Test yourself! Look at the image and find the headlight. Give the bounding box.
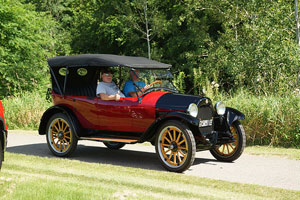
[187,103,198,118]
[215,101,226,115]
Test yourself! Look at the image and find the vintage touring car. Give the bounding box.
[39,54,246,172]
[0,100,8,170]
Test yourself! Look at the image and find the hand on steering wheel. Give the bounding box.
[148,80,162,87]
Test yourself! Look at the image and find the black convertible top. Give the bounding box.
[48,54,171,69]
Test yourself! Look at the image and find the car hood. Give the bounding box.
[155,93,212,111]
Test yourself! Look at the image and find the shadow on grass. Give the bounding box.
[7,143,217,171]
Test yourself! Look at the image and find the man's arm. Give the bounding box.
[128,85,150,97]
[99,92,121,101]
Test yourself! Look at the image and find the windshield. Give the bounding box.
[133,69,177,91]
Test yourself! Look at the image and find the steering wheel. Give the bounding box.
[148,80,162,87]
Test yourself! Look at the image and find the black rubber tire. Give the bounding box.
[210,121,246,162]
[103,142,125,150]
[0,137,3,170]
[155,120,196,172]
[46,113,78,157]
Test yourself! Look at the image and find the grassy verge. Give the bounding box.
[1,153,299,200]
[245,146,300,160]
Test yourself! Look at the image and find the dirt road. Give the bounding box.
[6,131,300,191]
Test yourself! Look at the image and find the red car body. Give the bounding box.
[52,91,166,133]
[0,100,8,169]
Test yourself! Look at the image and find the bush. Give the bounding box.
[222,90,300,148]
[2,91,51,129]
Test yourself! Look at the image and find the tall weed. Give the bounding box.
[2,91,51,129]
[223,90,300,148]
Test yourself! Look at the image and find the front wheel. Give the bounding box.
[103,142,125,150]
[210,121,246,162]
[155,120,196,172]
[46,113,78,157]
[0,137,3,170]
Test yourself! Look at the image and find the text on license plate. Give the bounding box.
[199,119,213,127]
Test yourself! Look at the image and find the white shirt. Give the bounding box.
[96,82,125,97]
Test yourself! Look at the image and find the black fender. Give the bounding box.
[139,111,199,143]
[38,105,81,138]
[160,112,199,126]
[225,107,245,126]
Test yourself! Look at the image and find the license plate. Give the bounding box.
[199,119,212,127]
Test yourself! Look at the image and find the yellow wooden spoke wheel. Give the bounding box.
[46,113,78,157]
[215,126,239,156]
[0,136,3,169]
[156,120,196,172]
[210,121,246,162]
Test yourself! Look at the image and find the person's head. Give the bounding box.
[101,68,113,83]
[130,69,140,82]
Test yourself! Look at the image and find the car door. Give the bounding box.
[96,98,135,132]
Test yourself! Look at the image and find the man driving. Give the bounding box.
[123,69,150,97]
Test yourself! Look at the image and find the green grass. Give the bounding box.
[245,146,300,160]
[0,153,299,200]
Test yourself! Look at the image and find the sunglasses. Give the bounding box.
[103,73,112,76]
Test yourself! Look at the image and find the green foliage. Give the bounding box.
[67,0,299,96]
[24,0,74,27]
[0,0,70,97]
[173,71,186,93]
[222,90,300,148]
[2,91,51,129]
[197,1,298,95]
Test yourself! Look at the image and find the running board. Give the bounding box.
[80,136,138,144]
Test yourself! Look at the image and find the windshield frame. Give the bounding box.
[129,68,178,100]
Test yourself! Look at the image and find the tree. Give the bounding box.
[120,0,162,59]
[0,0,70,97]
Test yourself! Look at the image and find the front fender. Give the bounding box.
[139,111,199,143]
[160,112,199,126]
[225,107,245,126]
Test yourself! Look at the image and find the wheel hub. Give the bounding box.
[169,141,178,152]
[58,132,64,140]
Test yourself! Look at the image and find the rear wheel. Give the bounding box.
[46,113,78,157]
[103,142,125,150]
[155,120,196,172]
[210,121,246,162]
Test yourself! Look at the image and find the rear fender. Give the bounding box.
[38,106,81,138]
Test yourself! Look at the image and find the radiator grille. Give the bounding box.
[197,105,213,120]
